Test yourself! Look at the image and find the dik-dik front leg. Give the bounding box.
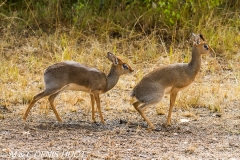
[93,92,105,124]
[167,91,178,126]
[90,94,96,122]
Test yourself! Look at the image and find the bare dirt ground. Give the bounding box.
[1,81,240,159]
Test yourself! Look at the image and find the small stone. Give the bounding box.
[119,119,127,124]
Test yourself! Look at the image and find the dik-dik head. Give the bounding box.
[107,52,134,75]
[192,34,215,55]
[193,34,215,55]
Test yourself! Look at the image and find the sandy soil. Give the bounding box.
[1,92,239,160]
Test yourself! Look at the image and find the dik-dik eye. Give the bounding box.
[203,44,209,50]
[122,64,129,70]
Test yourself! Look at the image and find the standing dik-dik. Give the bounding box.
[131,34,215,129]
[23,52,133,124]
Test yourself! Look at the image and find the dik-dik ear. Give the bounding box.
[197,34,206,44]
[107,52,122,65]
[199,34,205,41]
[199,34,216,55]
[190,33,205,44]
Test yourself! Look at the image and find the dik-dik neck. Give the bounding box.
[188,47,202,77]
[104,65,120,93]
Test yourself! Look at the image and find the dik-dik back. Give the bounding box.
[44,61,107,92]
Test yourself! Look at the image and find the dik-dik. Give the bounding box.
[23,52,133,124]
[131,34,215,129]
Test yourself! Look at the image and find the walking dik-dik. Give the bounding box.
[131,34,215,129]
[23,52,133,124]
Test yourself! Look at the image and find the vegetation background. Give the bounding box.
[0,0,239,116]
[1,0,240,51]
[0,0,239,110]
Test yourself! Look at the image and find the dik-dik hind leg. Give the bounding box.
[167,91,178,126]
[90,94,96,122]
[23,86,68,121]
[93,92,105,124]
[23,91,49,120]
[48,92,62,122]
[133,101,155,130]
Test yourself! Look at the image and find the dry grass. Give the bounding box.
[0,29,239,122]
[0,30,240,159]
